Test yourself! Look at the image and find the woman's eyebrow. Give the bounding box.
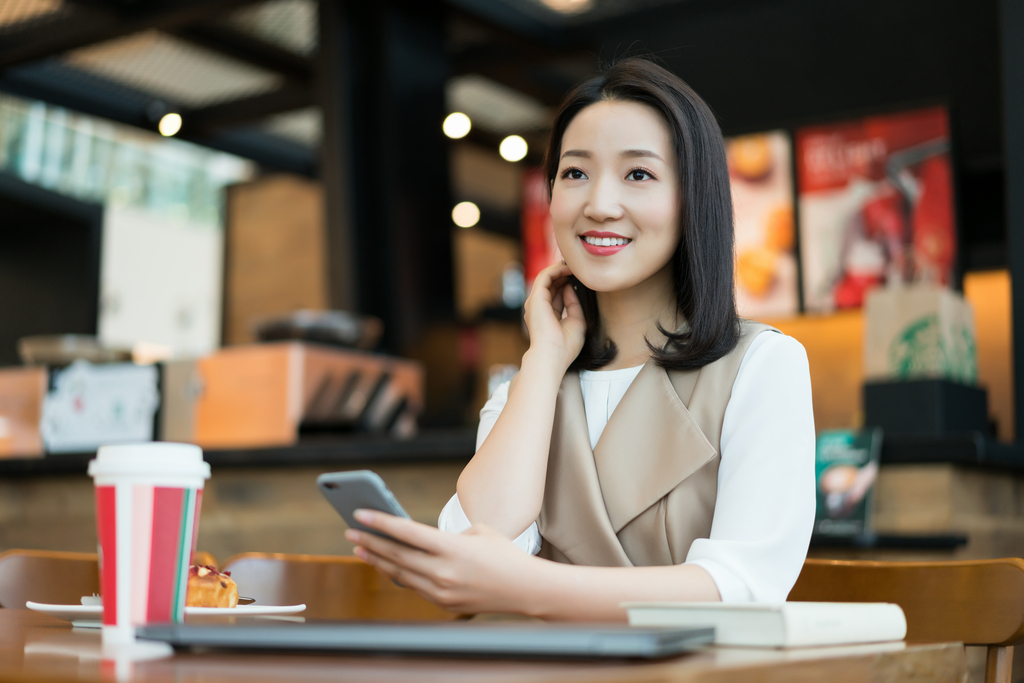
[621,149,664,161]
[560,150,591,159]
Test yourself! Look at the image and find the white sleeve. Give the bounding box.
[685,331,816,603]
[437,379,542,555]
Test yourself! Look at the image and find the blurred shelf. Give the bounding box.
[810,533,969,550]
[881,433,1024,470]
[0,429,476,478]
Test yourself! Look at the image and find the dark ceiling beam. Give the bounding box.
[171,24,316,82]
[452,61,566,107]
[183,83,316,134]
[0,60,315,175]
[0,0,261,70]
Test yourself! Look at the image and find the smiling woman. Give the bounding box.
[348,57,815,622]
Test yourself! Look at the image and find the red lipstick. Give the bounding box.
[579,231,631,256]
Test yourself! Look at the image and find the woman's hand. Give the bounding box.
[345,510,542,616]
[523,263,586,371]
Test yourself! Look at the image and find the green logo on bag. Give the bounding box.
[888,314,977,383]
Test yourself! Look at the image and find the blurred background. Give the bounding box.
[1,0,1023,621]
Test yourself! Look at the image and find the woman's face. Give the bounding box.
[550,100,681,294]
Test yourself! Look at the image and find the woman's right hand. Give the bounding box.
[522,263,587,371]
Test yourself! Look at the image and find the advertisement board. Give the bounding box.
[796,107,956,312]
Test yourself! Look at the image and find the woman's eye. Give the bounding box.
[562,168,587,180]
[627,168,655,181]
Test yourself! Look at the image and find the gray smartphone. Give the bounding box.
[317,470,411,543]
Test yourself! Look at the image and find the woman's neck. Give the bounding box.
[595,263,680,370]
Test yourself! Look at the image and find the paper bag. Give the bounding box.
[863,285,977,384]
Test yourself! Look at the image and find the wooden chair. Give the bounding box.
[790,558,1024,683]
[221,552,461,621]
[0,549,99,609]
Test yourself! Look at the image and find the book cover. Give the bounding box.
[814,428,883,537]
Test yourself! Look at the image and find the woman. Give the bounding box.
[346,57,815,620]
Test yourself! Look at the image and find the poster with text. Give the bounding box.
[728,131,799,319]
[796,107,956,312]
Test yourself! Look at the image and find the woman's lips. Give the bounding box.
[580,234,631,256]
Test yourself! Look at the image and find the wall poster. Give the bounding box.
[796,106,956,312]
[727,131,799,319]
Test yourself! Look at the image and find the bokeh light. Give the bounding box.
[443,112,472,139]
[452,201,480,228]
[158,113,182,137]
[499,135,527,162]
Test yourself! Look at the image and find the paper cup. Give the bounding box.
[88,442,210,645]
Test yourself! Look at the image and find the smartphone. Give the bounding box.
[317,470,411,542]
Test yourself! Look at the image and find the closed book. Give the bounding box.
[624,602,906,647]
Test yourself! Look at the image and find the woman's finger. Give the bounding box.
[532,263,573,298]
[352,510,446,554]
[354,547,440,597]
[562,282,584,323]
[346,528,436,574]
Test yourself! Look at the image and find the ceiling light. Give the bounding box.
[538,0,593,13]
[443,112,471,139]
[158,112,182,137]
[452,201,480,228]
[499,135,527,162]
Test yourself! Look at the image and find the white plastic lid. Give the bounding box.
[88,442,210,481]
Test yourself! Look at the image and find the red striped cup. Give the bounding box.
[88,443,211,645]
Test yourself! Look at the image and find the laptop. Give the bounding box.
[137,619,714,659]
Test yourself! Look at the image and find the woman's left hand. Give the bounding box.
[345,510,543,616]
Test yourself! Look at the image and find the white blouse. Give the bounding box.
[438,331,816,603]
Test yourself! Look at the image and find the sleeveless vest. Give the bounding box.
[536,320,776,567]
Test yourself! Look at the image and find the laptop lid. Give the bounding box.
[137,620,714,659]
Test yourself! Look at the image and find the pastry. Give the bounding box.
[185,565,238,608]
[728,135,773,181]
[765,205,795,253]
[736,247,777,297]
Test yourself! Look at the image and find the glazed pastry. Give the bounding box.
[736,247,777,297]
[765,205,795,253]
[185,565,238,608]
[728,135,773,181]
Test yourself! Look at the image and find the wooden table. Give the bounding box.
[0,610,969,683]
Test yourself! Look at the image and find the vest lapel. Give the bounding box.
[537,372,632,567]
[593,362,717,533]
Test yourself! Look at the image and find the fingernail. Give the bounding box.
[345,529,360,542]
[353,546,367,560]
[354,509,373,523]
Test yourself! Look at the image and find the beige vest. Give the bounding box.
[537,320,775,567]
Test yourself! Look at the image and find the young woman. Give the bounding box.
[345,58,815,621]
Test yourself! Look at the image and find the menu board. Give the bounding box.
[727,131,799,319]
[814,428,882,537]
[796,107,956,312]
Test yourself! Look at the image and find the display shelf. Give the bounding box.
[0,429,477,478]
[810,533,969,551]
[881,433,1024,470]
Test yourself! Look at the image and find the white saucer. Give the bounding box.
[26,601,306,629]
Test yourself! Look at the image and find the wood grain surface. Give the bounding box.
[0,609,969,683]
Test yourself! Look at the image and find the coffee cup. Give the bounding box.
[88,442,210,645]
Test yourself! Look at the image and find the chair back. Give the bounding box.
[221,552,459,621]
[0,550,100,609]
[790,558,1024,646]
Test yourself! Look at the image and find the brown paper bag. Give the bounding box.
[863,285,977,384]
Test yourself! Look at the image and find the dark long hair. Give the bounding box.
[545,57,740,371]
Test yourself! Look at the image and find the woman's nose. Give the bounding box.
[582,174,625,222]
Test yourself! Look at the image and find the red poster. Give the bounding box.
[521,168,562,289]
[796,107,956,311]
